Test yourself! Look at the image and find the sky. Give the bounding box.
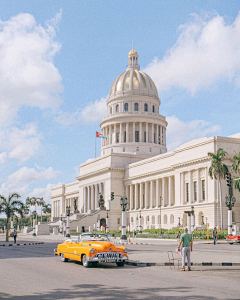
[0,0,240,207]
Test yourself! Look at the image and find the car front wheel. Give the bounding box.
[116,261,125,267]
[82,255,92,268]
[61,253,68,262]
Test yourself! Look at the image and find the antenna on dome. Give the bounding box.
[132,39,134,50]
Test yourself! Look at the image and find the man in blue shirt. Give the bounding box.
[178,227,193,271]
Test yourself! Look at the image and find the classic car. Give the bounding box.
[54,233,128,267]
[226,233,240,244]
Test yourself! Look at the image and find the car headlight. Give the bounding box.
[124,248,128,253]
[90,248,95,253]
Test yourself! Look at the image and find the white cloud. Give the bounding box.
[0,152,8,164]
[0,12,63,124]
[167,115,221,151]
[0,123,42,162]
[55,96,108,125]
[144,12,240,94]
[27,183,56,205]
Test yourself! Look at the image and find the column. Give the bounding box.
[146,123,149,142]
[160,126,162,145]
[140,182,143,209]
[91,185,95,210]
[145,181,149,208]
[156,179,159,207]
[205,167,208,201]
[95,184,99,208]
[114,123,117,143]
[162,177,166,207]
[150,180,153,208]
[189,171,192,203]
[135,183,138,210]
[120,123,123,143]
[169,176,173,206]
[197,169,200,202]
[152,123,154,143]
[88,186,91,212]
[140,122,142,142]
[130,185,133,210]
[133,122,135,142]
[181,173,185,204]
[126,122,129,143]
[109,125,112,144]
[157,125,159,144]
[84,188,87,213]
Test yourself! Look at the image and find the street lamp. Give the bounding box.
[59,215,63,234]
[32,211,37,236]
[159,196,163,236]
[136,214,139,232]
[120,197,128,242]
[66,206,71,238]
[139,210,142,233]
[225,195,236,235]
[106,211,109,234]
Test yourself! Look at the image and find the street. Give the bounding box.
[0,237,240,299]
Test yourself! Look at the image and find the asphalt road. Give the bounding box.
[0,241,240,299]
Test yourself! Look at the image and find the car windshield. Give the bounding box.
[80,234,110,242]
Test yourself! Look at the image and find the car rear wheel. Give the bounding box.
[116,261,125,267]
[61,253,68,262]
[82,255,92,268]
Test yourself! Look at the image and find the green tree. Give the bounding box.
[0,193,24,242]
[231,151,240,191]
[36,197,45,222]
[208,148,228,230]
[42,203,51,222]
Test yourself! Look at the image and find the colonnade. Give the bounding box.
[181,168,208,204]
[52,200,60,218]
[83,183,104,213]
[126,176,175,211]
[101,122,166,146]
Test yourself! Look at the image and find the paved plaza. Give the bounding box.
[0,233,240,299]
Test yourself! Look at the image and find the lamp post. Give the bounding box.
[120,197,128,242]
[159,196,163,236]
[136,214,139,232]
[225,196,236,235]
[32,211,37,236]
[106,211,109,234]
[66,206,71,237]
[59,215,63,234]
[139,210,142,233]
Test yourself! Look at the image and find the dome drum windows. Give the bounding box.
[152,105,155,113]
[116,104,119,112]
[134,103,139,111]
[124,103,128,112]
[144,103,148,112]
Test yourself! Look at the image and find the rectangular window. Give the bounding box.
[124,131,126,142]
[116,132,119,143]
[186,183,189,203]
[154,133,156,143]
[194,181,197,202]
[135,131,139,142]
[144,131,146,142]
[202,180,205,201]
[117,218,120,225]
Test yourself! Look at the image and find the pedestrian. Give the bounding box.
[178,227,193,271]
[176,231,181,241]
[133,230,136,238]
[13,229,17,243]
[212,227,218,245]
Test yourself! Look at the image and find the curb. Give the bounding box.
[0,242,44,247]
[126,261,240,267]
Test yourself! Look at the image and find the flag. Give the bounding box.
[96,131,107,139]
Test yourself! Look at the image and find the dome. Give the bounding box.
[109,49,158,99]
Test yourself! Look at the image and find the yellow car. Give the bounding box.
[54,233,128,268]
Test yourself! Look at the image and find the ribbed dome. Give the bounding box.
[109,49,158,99]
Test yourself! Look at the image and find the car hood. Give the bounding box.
[81,241,120,251]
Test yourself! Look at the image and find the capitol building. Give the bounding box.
[51,48,240,231]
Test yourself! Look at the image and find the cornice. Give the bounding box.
[76,167,125,181]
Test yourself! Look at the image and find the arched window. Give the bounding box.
[170,214,174,224]
[152,105,155,113]
[124,103,128,111]
[134,103,139,111]
[144,103,148,112]
[116,105,119,112]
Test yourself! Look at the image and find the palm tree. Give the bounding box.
[208,148,228,230]
[36,198,45,222]
[42,203,51,222]
[232,151,240,191]
[0,193,24,242]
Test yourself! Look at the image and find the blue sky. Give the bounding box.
[0,1,240,205]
